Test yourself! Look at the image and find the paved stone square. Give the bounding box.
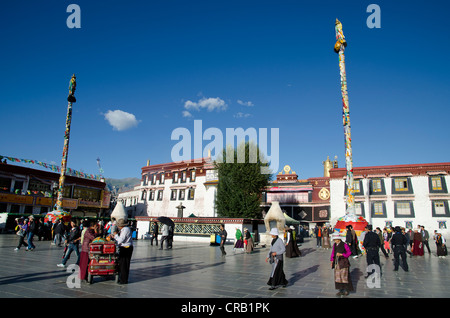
[0,234,449,299]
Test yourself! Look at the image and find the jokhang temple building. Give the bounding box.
[261,163,334,226]
[329,162,450,237]
[119,156,450,241]
[118,156,218,219]
[120,159,334,225]
[119,156,336,242]
[119,155,231,242]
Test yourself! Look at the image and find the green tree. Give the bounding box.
[215,141,272,218]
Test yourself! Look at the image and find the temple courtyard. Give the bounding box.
[0,234,449,300]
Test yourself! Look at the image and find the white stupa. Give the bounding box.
[264,201,286,234]
[260,201,286,246]
[111,201,127,222]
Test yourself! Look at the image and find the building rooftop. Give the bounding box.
[329,162,450,178]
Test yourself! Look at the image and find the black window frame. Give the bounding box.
[190,169,196,182]
[188,188,195,200]
[371,201,387,218]
[170,189,177,200]
[369,178,386,195]
[179,189,185,200]
[181,170,187,184]
[392,177,414,194]
[149,190,155,201]
[431,200,450,217]
[344,179,364,196]
[429,176,448,194]
[394,200,415,218]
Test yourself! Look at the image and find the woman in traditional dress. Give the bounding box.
[244,228,254,253]
[383,228,391,255]
[265,228,288,290]
[345,225,359,257]
[285,226,301,258]
[435,230,447,258]
[330,233,353,297]
[79,221,98,281]
[322,225,331,249]
[234,228,244,251]
[412,229,424,256]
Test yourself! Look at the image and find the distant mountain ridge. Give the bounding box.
[105,177,140,194]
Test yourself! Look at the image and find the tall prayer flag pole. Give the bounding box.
[334,19,355,217]
[55,74,77,211]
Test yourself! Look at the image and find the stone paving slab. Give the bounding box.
[1,233,449,302]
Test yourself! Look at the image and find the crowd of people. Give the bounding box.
[12,216,448,295]
[14,216,134,285]
[245,222,447,295]
[14,215,46,251]
[329,223,447,297]
[309,223,447,259]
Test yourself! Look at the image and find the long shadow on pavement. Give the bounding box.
[0,270,69,285]
[288,264,320,285]
[299,248,316,257]
[130,261,225,283]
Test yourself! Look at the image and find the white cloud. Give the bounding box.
[234,112,252,118]
[182,110,193,118]
[104,109,140,131]
[237,99,254,107]
[184,97,228,112]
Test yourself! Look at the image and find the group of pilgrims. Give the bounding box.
[233,223,447,296]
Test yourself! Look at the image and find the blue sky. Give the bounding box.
[1,0,449,180]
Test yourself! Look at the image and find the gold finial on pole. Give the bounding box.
[334,19,347,53]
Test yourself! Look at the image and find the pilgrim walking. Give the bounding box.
[435,230,447,258]
[159,223,170,250]
[330,233,353,297]
[322,225,331,249]
[234,227,244,250]
[244,228,254,253]
[376,227,389,258]
[412,229,424,256]
[285,226,301,258]
[346,225,359,257]
[150,221,159,246]
[219,224,227,256]
[265,228,288,290]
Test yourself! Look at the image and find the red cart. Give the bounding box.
[87,241,119,284]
